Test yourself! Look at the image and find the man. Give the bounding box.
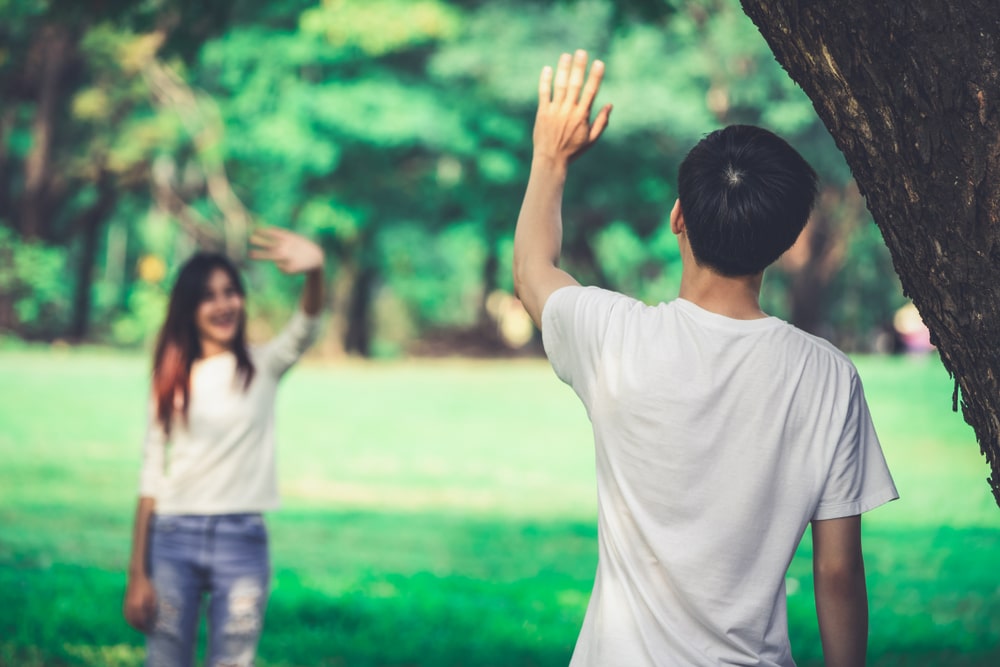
[513,50,898,667]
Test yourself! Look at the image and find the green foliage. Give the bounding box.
[830,221,907,345]
[0,0,908,353]
[592,220,682,303]
[300,0,461,56]
[378,222,486,329]
[0,228,73,336]
[109,281,169,347]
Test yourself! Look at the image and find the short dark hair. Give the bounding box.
[677,125,818,276]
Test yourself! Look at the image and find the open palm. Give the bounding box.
[249,227,324,275]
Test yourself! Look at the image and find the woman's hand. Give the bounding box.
[250,227,325,275]
[123,574,157,632]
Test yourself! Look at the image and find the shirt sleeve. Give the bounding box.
[138,400,167,499]
[813,372,899,520]
[541,286,631,407]
[258,309,322,378]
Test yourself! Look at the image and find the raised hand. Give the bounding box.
[249,227,324,275]
[533,50,612,165]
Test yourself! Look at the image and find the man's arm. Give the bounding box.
[811,515,868,667]
[513,50,612,328]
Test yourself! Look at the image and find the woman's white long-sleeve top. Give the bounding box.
[138,310,320,515]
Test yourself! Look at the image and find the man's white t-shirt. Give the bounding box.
[542,286,898,667]
[139,310,320,515]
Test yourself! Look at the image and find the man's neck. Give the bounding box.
[677,263,767,320]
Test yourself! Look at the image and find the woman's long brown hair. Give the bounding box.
[152,253,254,434]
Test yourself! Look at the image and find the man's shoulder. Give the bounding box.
[777,321,859,376]
[543,285,645,324]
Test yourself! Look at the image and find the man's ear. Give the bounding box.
[670,199,686,235]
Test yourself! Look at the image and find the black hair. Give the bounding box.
[677,124,818,276]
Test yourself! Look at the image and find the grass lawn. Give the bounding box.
[0,349,998,666]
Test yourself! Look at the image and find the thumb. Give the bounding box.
[589,104,612,143]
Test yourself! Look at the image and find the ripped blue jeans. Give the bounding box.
[147,513,270,667]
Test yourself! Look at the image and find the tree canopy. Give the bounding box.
[0,0,905,357]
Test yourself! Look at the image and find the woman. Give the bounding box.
[123,227,324,667]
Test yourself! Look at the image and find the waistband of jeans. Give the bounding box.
[152,512,264,529]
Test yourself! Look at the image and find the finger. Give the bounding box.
[565,49,588,106]
[249,231,276,249]
[589,104,613,143]
[125,606,145,632]
[551,53,572,104]
[263,226,293,239]
[251,226,277,239]
[579,59,606,113]
[251,226,294,246]
[538,65,553,108]
[137,597,156,632]
[145,598,157,624]
[249,248,281,262]
[251,233,293,254]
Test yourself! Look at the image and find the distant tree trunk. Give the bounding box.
[326,241,376,357]
[741,0,1000,507]
[475,233,506,351]
[0,237,14,332]
[70,170,117,341]
[0,108,15,216]
[344,261,375,357]
[323,258,353,359]
[0,109,14,331]
[780,184,863,339]
[20,24,73,240]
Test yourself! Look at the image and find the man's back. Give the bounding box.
[513,51,897,665]
[543,286,898,666]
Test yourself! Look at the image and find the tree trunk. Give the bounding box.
[344,260,376,357]
[779,184,863,340]
[0,236,14,333]
[20,24,73,240]
[473,232,510,352]
[0,108,16,216]
[323,255,355,359]
[740,0,1000,507]
[324,242,376,358]
[69,171,117,341]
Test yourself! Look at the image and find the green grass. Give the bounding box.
[0,349,998,666]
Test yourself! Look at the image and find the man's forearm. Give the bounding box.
[512,156,577,326]
[814,561,869,666]
[513,156,569,287]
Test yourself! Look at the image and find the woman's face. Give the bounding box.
[194,268,245,353]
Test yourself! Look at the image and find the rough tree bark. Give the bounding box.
[740,0,1000,507]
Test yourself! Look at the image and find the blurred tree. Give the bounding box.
[0,0,238,339]
[739,0,1000,505]
[194,0,473,355]
[0,0,907,356]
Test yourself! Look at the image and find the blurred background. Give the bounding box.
[0,0,910,357]
[1,1,997,666]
